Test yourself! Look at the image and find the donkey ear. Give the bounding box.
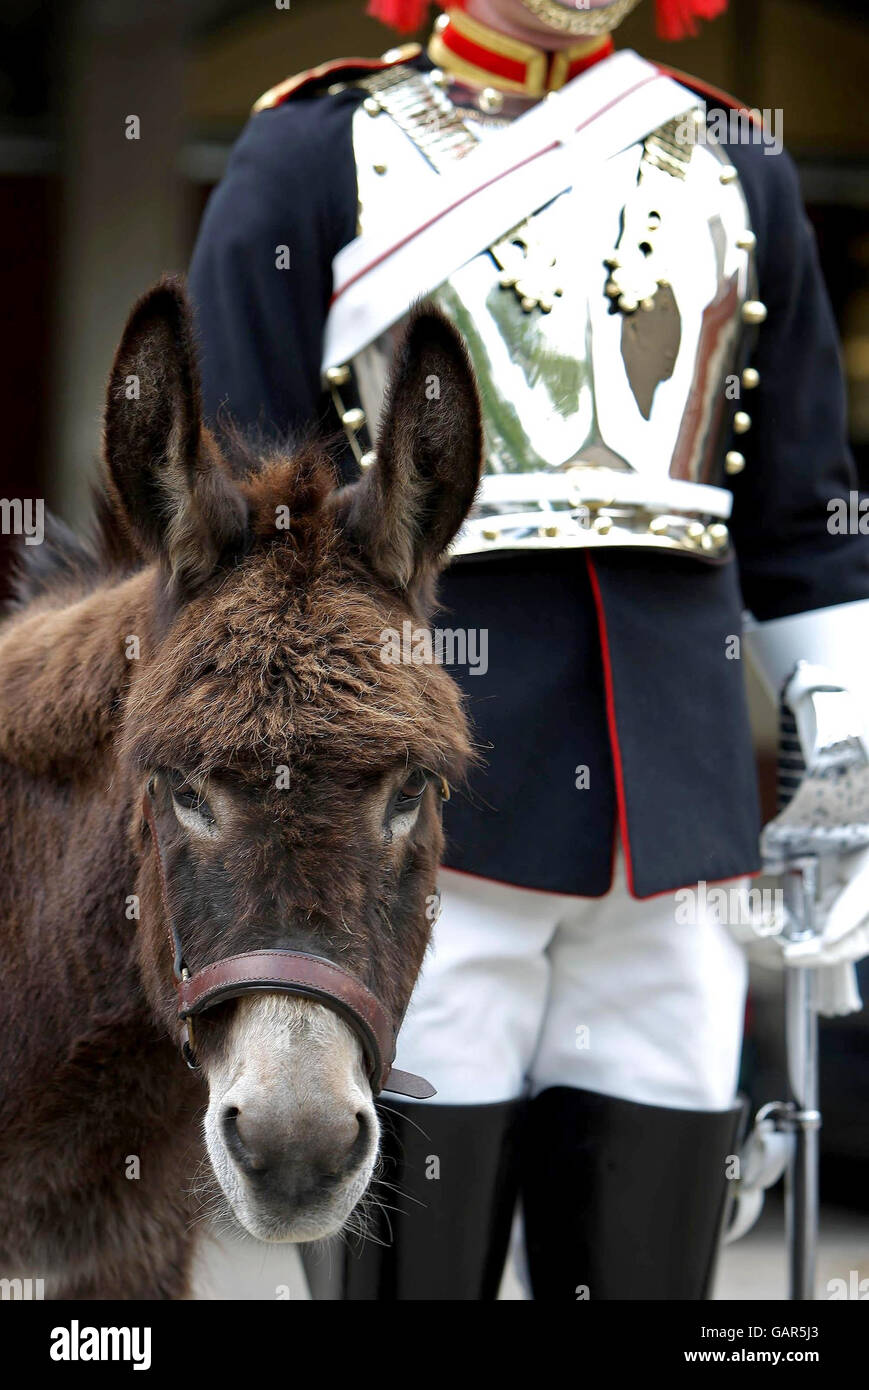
[342,304,482,590]
[103,276,248,591]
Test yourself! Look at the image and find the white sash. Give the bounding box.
[322,50,700,371]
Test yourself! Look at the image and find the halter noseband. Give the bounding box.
[141,781,436,1099]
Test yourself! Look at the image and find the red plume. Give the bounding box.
[366,0,432,33]
[656,0,728,41]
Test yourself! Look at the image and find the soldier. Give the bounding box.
[189,0,869,1299]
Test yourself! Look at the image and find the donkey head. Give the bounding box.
[105,279,481,1241]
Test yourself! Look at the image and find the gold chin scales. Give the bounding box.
[517,0,643,36]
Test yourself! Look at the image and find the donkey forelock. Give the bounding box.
[123,449,471,779]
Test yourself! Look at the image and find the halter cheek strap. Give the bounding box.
[140,785,436,1100]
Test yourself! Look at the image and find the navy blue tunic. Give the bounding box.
[189,56,869,897]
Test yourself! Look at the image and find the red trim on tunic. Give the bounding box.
[254,55,408,111]
[441,858,757,904]
[654,62,759,122]
[585,551,637,896]
[586,551,760,902]
[440,863,612,901]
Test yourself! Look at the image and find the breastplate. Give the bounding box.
[324,63,761,561]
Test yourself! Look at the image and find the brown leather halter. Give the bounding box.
[141,779,436,1099]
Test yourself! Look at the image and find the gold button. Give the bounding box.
[736,230,757,251]
[359,451,376,470]
[373,162,387,175]
[649,516,669,535]
[593,515,613,535]
[733,411,751,434]
[719,165,738,184]
[482,527,500,542]
[708,523,729,547]
[686,521,705,541]
[742,366,760,390]
[325,364,350,386]
[363,97,382,117]
[725,450,746,475]
[743,300,768,325]
[342,407,366,431]
[479,87,504,114]
[541,525,559,538]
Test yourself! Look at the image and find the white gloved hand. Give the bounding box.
[744,654,869,1015]
[788,845,869,967]
[742,614,869,1016]
[783,847,869,1015]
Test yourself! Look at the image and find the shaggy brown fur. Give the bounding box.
[0,278,481,1298]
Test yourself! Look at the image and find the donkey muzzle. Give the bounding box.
[142,783,435,1100]
[176,949,436,1100]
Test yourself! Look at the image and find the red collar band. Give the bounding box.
[428,9,615,97]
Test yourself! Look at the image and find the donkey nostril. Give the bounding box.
[222,1104,266,1174]
[221,1104,240,1147]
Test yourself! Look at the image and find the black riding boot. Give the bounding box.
[520,1086,746,1301]
[302,1097,525,1300]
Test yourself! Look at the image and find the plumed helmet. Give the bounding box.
[365,0,728,41]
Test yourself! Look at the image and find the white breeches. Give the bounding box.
[393,852,748,1111]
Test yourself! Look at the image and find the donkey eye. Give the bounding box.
[168,771,215,828]
[395,767,429,810]
[387,768,429,842]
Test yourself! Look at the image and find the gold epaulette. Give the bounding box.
[252,43,422,114]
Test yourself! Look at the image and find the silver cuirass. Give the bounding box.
[323,61,762,561]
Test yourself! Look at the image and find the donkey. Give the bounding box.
[0,278,482,1299]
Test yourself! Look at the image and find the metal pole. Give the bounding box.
[784,965,819,1300]
[782,862,821,1300]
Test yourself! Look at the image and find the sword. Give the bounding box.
[758,662,869,1299]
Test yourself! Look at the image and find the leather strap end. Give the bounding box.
[383,1067,437,1100]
